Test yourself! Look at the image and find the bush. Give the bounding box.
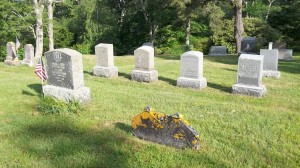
[71,43,92,54]
[37,96,83,115]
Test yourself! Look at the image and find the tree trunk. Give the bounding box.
[33,0,44,58]
[185,16,190,46]
[234,0,244,54]
[265,0,275,21]
[48,0,54,51]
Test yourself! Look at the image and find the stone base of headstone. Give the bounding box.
[131,70,158,83]
[43,85,91,104]
[177,77,207,89]
[232,84,267,97]
[93,66,118,78]
[21,60,34,67]
[5,58,20,66]
[263,70,281,78]
[208,53,226,56]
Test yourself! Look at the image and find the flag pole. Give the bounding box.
[40,57,45,98]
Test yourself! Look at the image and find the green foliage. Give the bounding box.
[37,96,83,115]
[243,17,282,46]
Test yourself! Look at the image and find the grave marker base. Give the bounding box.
[131,70,158,83]
[5,58,20,66]
[232,84,266,97]
[263,70,281,78]
[93,66,118,78]
[43,85,91,104]
[177,77,207,89]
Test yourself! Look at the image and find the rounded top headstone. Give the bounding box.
[181,51,203,57]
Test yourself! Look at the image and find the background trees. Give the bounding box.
[0,0,299,60]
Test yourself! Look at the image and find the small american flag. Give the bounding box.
[35,58,48,82]
[16,37,21,50]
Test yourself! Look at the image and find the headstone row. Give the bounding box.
[4,42,35,67]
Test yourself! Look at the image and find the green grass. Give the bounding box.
[0,53,299,167]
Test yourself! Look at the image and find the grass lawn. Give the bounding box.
[0,52,299,167]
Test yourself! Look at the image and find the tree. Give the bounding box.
[232,0,244,54]
[47,0,54,51]
[33,0,44,58]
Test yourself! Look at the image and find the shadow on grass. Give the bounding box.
[158,76,177,86]
[12,118,132,168]
[207,82,232,93]
[204,55,238,65]
[278,59,300,74]
[222,68,237,72]
[118,72,131,80]
[23,84,43,96]
[115,122,132,133]
[83,70,93,76]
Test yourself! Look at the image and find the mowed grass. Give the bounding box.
[0,52,299,167]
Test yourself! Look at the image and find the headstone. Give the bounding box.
[21,44,35,67]
[177,51,207,89]
[93,43,118,78]
[273,42,286,49]
[232,54,267,97]
[4,42,19,66]
[131,46,158,83]
[241,37,257,54]
[260,49,280,78]
[278,49,293,60]
[208,46,227,56]
[43,48,90,103]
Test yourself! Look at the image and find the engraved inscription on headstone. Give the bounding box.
[232,54,266,97]
[46,51,74,89]
[177,51,207,89]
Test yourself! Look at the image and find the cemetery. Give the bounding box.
[0,0,299,167]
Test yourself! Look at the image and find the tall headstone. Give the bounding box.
[260,48,280,78]
[4,42,19,66]
[177,51,207,89]
[93,43,118,78]
[278,49,293,60]
[131,46,158,83]
[241,37,257,54]
[21,44,35,67]
[268,42,273,50]
[232,54,266,97]
[43,48,90,103]
[208,46,227,56]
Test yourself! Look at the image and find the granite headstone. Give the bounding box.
[177,51,207,89]
[93,43,118,78]
[208,46,227,56]
[232,54,266,97]
[43,48,90,103]
[278,49,293,60]
[21,44,35,67]
[4,42,19,66]
[241,37,257,54]
[260,49,280,78]
[131,46,158,82]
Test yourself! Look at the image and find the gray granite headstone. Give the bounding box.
[4,42,19,66]
[273,42,286,49]
[43,48,90,103]
[260,49,280,78]
[232,54,266,97]
[131,46,158,83]
[177,51,207,89]
[93,43,118,78]
[278,49,293,60]
[241,37,257,54]
[21,44,35,67]
[208,46,227,56]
